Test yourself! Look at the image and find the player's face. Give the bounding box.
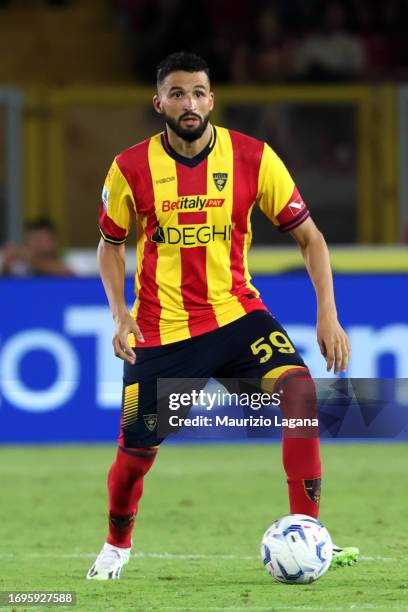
[153,71,214,142]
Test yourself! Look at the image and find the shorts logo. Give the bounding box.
[144,414,158,431]
[213,173,228,192]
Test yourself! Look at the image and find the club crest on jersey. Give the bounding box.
[213,172,228,192]
[144,414,157,431]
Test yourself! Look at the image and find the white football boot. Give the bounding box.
[86,543,131,580]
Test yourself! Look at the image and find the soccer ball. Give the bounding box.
[261,514,333,584]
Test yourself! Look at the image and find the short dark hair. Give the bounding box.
[156,51,210,86]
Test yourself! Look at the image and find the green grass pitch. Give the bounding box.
[0,443,407,612]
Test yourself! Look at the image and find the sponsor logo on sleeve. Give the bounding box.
[102,186,109,211]
[288,200,305,216]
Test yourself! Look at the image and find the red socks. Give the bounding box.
[107,446,158,548]
[278,371,321,518]
[283,438,321,517]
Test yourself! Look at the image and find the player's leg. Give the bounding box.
[276,367,358,566]
[215,310,322,517]
[260,332,359,565]
[87,338,215,580]
[86,445,158,580]
[106,445,158,547]
[87,344,170,580]
[264,365,321,518]
[87,361,160,580]
[215,310,358,566]
[103,363,163,561]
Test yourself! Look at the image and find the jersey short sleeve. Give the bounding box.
[98,159,136,244]
[257,143,310,232]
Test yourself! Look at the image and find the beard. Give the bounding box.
[164,111,210,143]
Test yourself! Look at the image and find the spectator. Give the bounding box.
[349,0,404,79]
[0,218,74,276]
[115,0,405,83]
[295,1,366,81]
[231,6,297,83]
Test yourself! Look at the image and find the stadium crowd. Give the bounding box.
[0,219,73,276]
[113,0,408,83]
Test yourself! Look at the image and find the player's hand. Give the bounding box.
[317,314,351,374]
[112,311,144,364]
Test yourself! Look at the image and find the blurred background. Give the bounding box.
[0,0,408,442]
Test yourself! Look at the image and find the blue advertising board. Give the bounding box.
[0,274,407,442]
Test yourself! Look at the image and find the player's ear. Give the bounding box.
[153,94,163,115]
[209,92,215,112]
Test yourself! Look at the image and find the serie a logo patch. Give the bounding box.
[213,173,228,192]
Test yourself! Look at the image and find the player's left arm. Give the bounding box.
[289,217,351,374]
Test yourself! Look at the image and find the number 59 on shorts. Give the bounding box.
[250,332,295,364]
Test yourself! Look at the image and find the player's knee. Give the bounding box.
[261,365,308,393]
[117,445,159,476]
[273,368,317,421]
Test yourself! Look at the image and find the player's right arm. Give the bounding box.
[98,158,144,364]
[97,239,144,364]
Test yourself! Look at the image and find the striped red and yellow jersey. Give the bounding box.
[98,126,310,347]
